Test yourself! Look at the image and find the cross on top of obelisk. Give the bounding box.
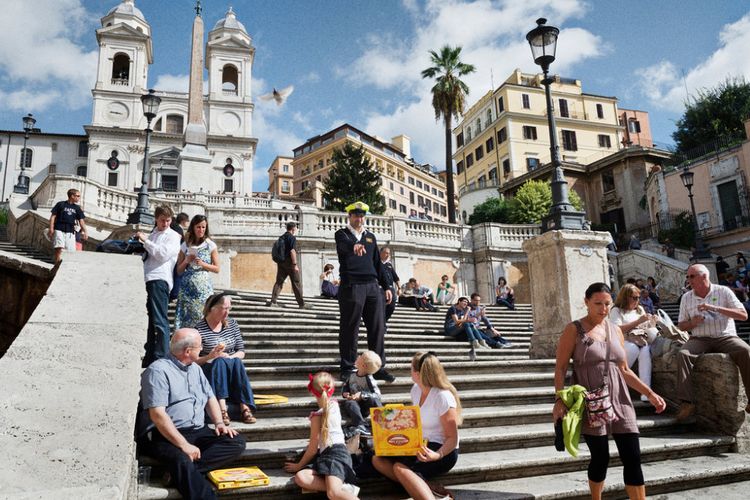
[195,0,202,17]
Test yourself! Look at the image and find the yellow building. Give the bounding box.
[266,155,294,199]
[291,124,451,222]
[453,69,623,217]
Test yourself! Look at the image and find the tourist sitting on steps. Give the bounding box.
[320,263,340,299]
[494,277,515,310]
[194,293,258,425]
[468,293,512,348]
[554,282,666,500]
[340,350,383,437]
[372,352,461,500]
[675,264,750,420]
[137,328,246,500]
[435,275,456,305]
[444,297,491,350]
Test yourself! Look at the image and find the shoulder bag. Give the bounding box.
[574,320,616,428]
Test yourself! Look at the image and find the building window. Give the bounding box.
[281,180,290,193]
[389,181,394,191]
[602,171,616,193]
[399,204,407,214]
[475,118,481,133]
[19,148,32,169]
[527,157,540,171]
[78,141,88,158]
[598,134,612,148]
[522,126,537,140]
[400,186,404,195]
[107,172,118,187]
[502,159,510,175]
[409,192,415,204]
[418,195,424,207]
[466,126,472,142]
[497,127,507,143]
[486,109,492,127]
[111,53,130,84]
[497,96,504,112]
[486,136,494,153]
[522,93,530,109]
[224,178,234,192]
[466,153,474,168]
[456,160,464,174]
[416,180,423,189]
[432,187,437,195]
[488,166,498,182]
[76,165,87,177]
[596,103,604,119]
[222,64,239,94]
[559,99,569,118]
[478,175,486,188]
[166,114,184,134]
[628,119,641,133]
[456,132,464,148]
[438,190,444,198]
[441,205,447,216]
[561,130,578,151]
[408,176,415,185]
[423,183,430,193]
[475,145,484,160]
[282,164,289,173]
[389,198,397,209]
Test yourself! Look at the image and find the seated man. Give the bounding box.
[411,278,437,312]
[137,328,246,500]
[676,264,750,420]
[468,293,512,348]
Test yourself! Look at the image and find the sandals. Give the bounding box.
[221,409,231,426]
[242,407,257,424]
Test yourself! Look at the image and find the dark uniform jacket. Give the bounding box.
[334,227,392,290]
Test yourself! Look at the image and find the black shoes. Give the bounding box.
[373,369,396,383]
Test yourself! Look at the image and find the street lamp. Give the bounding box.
[127,89,161,225]
[13,113,36,194]
[526,18,587,232]
[679,166,711,260]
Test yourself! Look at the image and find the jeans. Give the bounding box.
[202,357,256,410]
[445,322,483,343]
[144,279,170,367]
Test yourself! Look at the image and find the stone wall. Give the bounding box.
[0,252,147,499]
[613,249,689,301]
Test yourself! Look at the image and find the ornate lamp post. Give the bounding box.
[13,113,37,194]
[127,89,161,225]
[679,166,711,260]
[526,18,586,232]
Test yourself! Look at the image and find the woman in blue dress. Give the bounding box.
[175,215,220,329]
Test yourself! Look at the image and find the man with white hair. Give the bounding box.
[137,328,246,499]
[675,264,750,420]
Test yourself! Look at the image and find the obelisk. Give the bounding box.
[178,0,212,193]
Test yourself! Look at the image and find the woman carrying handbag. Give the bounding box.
[553,283,666,500]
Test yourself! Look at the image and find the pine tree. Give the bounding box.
[322,142,386,214]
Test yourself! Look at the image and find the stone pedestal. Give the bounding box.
[522,230,611,359]
[177,145,212,194]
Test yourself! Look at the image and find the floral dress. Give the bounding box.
[175,239,217,329]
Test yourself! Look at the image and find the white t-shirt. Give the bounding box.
[410,385,459,446]
[143,227,181,289]
[678,284,743,337]
[609,306,644,327]
[311,400,345,451]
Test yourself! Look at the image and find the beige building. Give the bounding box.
[267,155,294,199]
[453,69,624,217]
[291,124,451,222]
[646,119,750,256]
[619,109,653,148]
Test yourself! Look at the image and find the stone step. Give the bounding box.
[243,338,530,350]
[241,350,529,366]
[246,358,556,380]
[242,332,531,343]
[0,241,53,263]
[138,434,735,500]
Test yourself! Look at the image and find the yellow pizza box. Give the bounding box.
[208,466,270,489]
[254,394,289,405]
[370,404,424,456]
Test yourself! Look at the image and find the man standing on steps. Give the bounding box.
[268,222,311,309]
[137,328,246,500]
[48,188,87,263]
[380,246,400,323]
[675,263,750,420]
[336,201,395,383]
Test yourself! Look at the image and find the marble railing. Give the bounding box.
[612,249,689,301]
[472,223,541,251]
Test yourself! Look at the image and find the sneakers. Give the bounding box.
[373,369,396,383]
[341,483,360,497]
[471,339,480,349]
[468,348,477,361]
[478,339,491,349]
[300,303,314,310]
[355,424,372,437]
[266,301,281,308]
[676,402,696,421]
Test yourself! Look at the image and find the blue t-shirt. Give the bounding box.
[51,201,85,233]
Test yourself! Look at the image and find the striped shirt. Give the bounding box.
[195,318,244,356]
[678,284,743,338]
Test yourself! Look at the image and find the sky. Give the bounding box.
[1,0,749,193]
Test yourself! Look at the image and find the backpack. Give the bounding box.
[271,235,286,263]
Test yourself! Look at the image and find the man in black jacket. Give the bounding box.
[336,201,394,383]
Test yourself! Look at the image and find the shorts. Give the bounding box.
[312,444,356,483]
[390,441,458,479]
[53,230,76,251]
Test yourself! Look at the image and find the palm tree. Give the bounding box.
[422,45,475,224]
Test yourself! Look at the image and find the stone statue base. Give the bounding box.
[522,230,611,359]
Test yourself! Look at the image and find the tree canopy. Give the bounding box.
[508,180,584,224]
[322,142,385,214]
[467,197,513,225]
[672,78,750,155]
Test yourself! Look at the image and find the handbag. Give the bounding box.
[575,320,616,428]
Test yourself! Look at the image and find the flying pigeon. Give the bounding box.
[259,85,294,106]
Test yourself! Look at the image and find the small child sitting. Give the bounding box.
[340,351,384,436]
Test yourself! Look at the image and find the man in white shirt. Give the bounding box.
[136,205,182,367]
[676,264,750,419]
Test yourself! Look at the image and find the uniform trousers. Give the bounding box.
[338,281,386,373]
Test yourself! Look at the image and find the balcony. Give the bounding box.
[110,78,129,86]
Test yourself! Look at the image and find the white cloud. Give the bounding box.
[346,0,602,168]
[634,12,750,112]
[0,0,97,111]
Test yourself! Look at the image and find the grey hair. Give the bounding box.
[691,264,710,278]
[170,328,200,354]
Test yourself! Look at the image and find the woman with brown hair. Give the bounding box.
[372,352,462,500]
[175,214,220,329]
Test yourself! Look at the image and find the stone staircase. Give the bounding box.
[0,228,54,264]
[138,291,750,499]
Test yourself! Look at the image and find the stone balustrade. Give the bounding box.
[612,249,689,301]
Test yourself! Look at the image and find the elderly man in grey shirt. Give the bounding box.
[138,328,246,500]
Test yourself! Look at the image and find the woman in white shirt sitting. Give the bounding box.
[610,283,655,401]
[372,351,461,500]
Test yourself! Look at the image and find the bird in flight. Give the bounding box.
[259,85,294,106]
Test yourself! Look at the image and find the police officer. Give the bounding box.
[336,201,395,383]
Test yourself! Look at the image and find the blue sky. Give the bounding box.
[1,0,749,192]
